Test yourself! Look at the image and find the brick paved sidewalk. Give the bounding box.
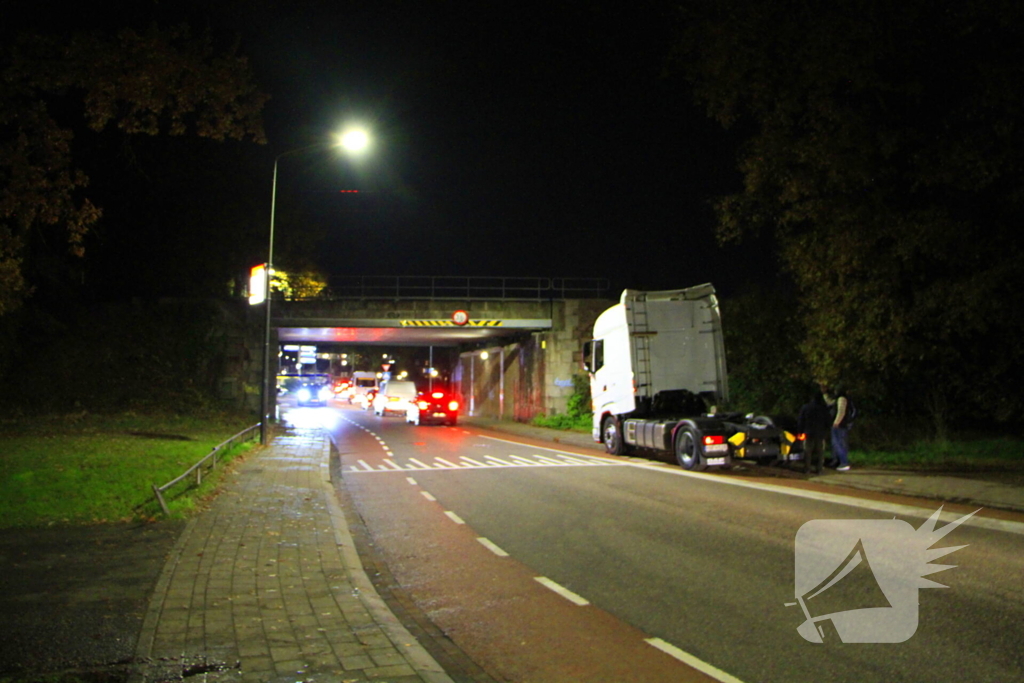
[132,425,453,683]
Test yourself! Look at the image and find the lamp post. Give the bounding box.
[259,128,371,444]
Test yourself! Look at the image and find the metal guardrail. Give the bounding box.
[316,276,610,300]
[151,424,260,516]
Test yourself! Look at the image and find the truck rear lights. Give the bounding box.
[703,435,725,446]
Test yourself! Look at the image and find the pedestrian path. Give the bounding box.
[133,426,453,683]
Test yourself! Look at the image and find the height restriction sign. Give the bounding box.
[452,309,469,326]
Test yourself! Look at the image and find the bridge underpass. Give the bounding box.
[268,292,613,420]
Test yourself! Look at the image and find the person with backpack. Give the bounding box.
[824,386,855,471]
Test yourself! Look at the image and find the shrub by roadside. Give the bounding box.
[531,374,591,432]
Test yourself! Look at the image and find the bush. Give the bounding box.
[532,375,591,431]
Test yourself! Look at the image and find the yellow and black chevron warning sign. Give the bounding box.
[400,319,504,327]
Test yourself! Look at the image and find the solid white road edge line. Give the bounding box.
[476,537,509,556]
[534,577,589,606]
[626,461,1023,536]
[475,434,1024,536]
[645,638,747,683]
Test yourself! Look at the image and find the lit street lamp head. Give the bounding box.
[337,127,370,155]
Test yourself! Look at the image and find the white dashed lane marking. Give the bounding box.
[534,577,590,606]
[345,452,624,473]
[476,537,509,557]
[444,511,466,525]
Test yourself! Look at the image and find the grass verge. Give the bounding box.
[850,437,1023,470]
[0,411,257,528]
[530,414,590,431]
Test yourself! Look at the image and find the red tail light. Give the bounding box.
[797,433,807,441]
[448,401,459,411]
[417,401,430,410]
[703,434,725,446]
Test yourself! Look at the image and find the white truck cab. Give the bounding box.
[583,285,799,470]
[584,285,728,442]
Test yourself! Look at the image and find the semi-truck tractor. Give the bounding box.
[582,284,801,470]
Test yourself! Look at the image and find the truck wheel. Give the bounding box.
[675,428,707,471]
[602,416,627,455]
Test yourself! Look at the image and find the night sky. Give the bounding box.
[251,2,764,295]
[10,1,776,300]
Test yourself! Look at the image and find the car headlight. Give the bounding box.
[318,387,332,400]
[297,388,311,401]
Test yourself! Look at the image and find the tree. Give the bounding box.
[673,0,1024,424]
[0,23,267,315]
[720,284,811,416]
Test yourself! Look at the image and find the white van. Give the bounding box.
[348,371,379,407]
[372,380,418,417]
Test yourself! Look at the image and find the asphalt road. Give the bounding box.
[316,403,1024,683]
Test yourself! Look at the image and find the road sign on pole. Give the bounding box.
[249,265,267,305]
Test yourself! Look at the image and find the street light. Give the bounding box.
[259,130,370,444]
[337,126,371,155]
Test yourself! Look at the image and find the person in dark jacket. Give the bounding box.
[798,392,832,475]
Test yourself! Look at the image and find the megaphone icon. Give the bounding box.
[789,509,978,644]
[789,538,892,643]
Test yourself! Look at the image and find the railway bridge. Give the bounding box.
[264,276,614,420]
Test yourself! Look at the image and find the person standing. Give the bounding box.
[825,386,855,471]
[797,392,832,475]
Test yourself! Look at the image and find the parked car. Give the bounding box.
[372,380,418,416]
[405,390,459,426]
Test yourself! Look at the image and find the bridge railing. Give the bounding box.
[318,276,610,300]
